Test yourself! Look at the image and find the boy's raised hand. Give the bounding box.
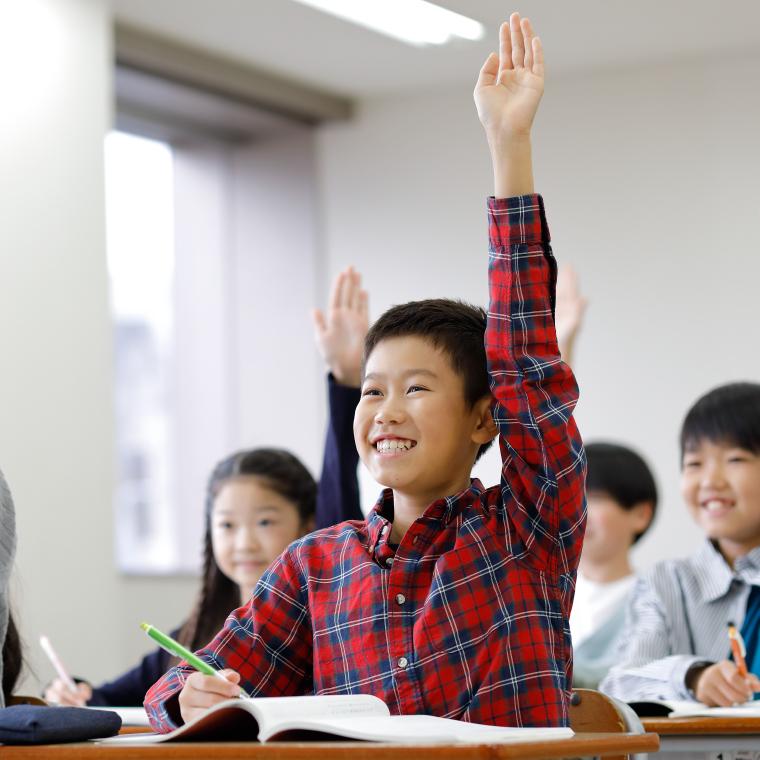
[474,13,544,142]
[474,13,543,197]
[312,267,368,388]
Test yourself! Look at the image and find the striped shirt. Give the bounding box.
[144,194,586,732]
[600,539,760,701]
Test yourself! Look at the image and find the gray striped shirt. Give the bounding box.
[600,539,760,702]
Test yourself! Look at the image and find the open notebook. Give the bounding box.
[100,695,573,744]
[630,699,760,719]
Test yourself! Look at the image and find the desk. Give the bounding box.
[642,715,760,758]
[0,732,658,760]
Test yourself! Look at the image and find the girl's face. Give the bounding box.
[211,476,310,602]
[681,439,760,564]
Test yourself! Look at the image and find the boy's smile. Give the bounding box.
[354,335,493,512]
[681,439,760,563]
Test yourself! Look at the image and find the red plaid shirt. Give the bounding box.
[145,194,586,731]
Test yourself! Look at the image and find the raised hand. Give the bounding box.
[312,267,369,388]
[474,13,544,142]
[555,265,588,366]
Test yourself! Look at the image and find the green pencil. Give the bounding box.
[140,622,247,698]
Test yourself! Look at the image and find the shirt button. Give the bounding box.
[385,557,394,567]
[397,657,408,669]
[395,594,406,605]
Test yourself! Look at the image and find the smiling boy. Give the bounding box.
[601,383,760,706]
[145,13,586,730]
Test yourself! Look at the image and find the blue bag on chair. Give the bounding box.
[0,705,121,744]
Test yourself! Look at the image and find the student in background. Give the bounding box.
[145,14,586,730]
[44,268,367,707]
[601,382,760,705]
[554,267,658,688]
[571,443,657,687]
[1,468,22,707]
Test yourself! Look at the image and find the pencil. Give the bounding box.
[728,621,748,678]
[140,622,247,698]
[39,635,79,694]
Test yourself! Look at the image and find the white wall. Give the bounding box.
[317,52,760,570]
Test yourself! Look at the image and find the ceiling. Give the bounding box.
[112,0,760,98]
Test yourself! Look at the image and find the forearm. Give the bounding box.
[487,135,535,198]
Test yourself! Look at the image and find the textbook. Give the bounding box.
[100,694,574,744]
[629,699,760,719]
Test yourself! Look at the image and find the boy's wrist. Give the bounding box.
[490,138,535,198]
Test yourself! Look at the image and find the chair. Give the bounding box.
[7,695,47,706]
[569,689,648,760]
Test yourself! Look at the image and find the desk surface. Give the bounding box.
[643,714,760,735]
[0,733,659,760]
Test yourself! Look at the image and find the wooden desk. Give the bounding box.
[0,732,658,760]
[642,715,760,757]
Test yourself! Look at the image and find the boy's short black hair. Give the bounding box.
[680,382,760,459]
[585,442,658,544]
[363,298,493,461]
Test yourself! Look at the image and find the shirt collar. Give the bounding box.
[695,539,760,602]
[365,479,486,555]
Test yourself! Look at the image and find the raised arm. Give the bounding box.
[312,267,366,527]
[474,14,585,574]
[555,265,588,368]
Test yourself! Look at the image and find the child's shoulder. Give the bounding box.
[641,540,728,599]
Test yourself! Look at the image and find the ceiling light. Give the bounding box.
[291,0,484,46]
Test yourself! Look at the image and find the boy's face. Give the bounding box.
[681,439,760,562]
[354,335,493,506]
[581,491,652,567]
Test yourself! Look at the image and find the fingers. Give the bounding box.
[532,36,544,78]
[476,52,499,89]
[357,289,369,321]
[521,17,534,70]
[311,308,326,334]
[509,12,524,71]
[186,671,240,699]
[327,268,345,313]
[498,22,512,79]
[45,680,88,706]
[698,661,755,706]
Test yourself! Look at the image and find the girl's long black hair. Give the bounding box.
[175,448,316,656]
[2,611,22,703]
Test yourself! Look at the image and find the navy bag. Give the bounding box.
[0,705,121,744]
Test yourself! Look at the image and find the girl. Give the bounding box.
[45,267,367,706]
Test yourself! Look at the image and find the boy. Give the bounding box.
[144,13,585,730]
[601,382,760,706]
[572,443,657,687]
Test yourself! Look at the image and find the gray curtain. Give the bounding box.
[0,468,17,709]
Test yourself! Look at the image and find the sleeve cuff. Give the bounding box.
[673,657,713,700]
[487,193,549,249]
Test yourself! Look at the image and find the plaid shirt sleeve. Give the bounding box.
[486,194,586,578]
[144,547,313,733]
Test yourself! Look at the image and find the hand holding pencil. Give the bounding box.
[686,623,760,706]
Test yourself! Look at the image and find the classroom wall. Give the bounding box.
[0,0,198,693]
[317,51,760,570]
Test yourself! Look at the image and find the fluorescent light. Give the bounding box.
[292,0,484,46]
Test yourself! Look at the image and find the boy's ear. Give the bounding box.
[471,395,498,445]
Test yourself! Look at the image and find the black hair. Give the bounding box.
[2,611,22,703]
[363,298,493,461]
[680,382,760,460]
[175,448,316,657]
[585,442,658,544]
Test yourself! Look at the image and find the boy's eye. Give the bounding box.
[362,387,382,397]
[217,521,234,530]
[407,385,428,394]
[257,518,276,527]
[683,460,701,469]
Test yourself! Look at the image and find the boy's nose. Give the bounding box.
[373,398,404,425]
[701,461,727,488]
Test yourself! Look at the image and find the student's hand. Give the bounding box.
[474,13,544,197]
[688,661,760,706]
[312,266,369,388]
[178,669,241,725]
[44,679,92,706]
[555,265,588,366]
